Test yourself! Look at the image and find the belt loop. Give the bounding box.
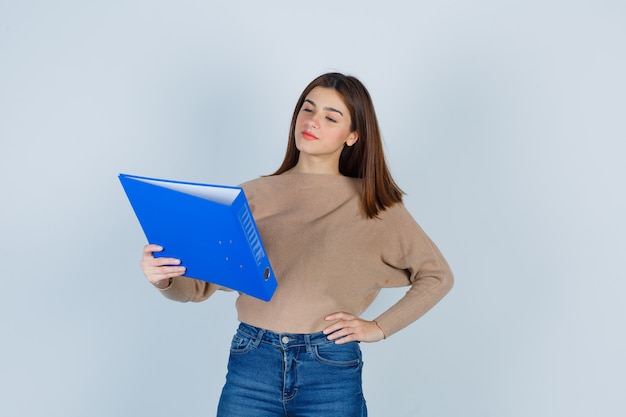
[304,334,312,353]
[252,327,265,348]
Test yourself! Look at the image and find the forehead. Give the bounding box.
[304,87,349,111]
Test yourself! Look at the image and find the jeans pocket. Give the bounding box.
[229,331,255,355]
[312,342,362,367]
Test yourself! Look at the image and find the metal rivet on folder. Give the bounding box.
[264,267,270,281]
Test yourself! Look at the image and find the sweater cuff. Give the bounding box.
[373,320,387,339]
[153,278,173,290]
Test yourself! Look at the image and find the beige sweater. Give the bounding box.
[160,173,453,338]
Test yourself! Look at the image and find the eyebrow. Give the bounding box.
[304,99,344,117]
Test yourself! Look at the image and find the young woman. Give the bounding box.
[140,72,453,416]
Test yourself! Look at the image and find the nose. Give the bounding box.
[308,114,320,129]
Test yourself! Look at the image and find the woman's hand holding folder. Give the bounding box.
[140,244,186,289]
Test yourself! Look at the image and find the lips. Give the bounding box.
[301,131,318,140]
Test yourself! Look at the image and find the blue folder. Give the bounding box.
[119,173,277,302]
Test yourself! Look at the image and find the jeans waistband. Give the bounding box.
[237,322,334,349]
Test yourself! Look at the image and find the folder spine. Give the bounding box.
[238,202,265,266]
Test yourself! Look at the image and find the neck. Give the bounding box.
[291,156,341,175]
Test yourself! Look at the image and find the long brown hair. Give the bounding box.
[272,72,404,218]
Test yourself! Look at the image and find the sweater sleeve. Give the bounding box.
[373,204,454,338]
[157,276,226,303]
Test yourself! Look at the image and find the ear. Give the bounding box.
[346,131,359,147]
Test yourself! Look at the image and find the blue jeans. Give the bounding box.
[217,322,367,416]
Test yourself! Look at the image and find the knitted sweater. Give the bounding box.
[160,172,453,338]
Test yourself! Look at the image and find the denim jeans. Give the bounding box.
[216,322,367,417]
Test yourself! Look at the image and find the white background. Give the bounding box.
[1,1,624,416]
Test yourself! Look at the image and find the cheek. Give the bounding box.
[296,112,310,126]
[333,128,354,143]
[294,114,306,130]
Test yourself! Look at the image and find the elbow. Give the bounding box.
[160,277,217,303]
[439,261,454,295]
[189,280,220,302]
[442,269,454,295]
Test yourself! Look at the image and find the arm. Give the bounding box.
[323,204,454,343]
[323,261,452,344]
[373,206,454,338]
[323,260,452,344]
[373,262,453,338]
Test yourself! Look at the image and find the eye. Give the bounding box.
[301,107,313,113]
[325,116,337,123]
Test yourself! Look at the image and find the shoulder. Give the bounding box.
[373,202,433,244]
[239,175,290,199]
[377,202,417,226]
[239,175,269,189]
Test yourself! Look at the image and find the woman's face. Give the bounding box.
[294,86,358,165]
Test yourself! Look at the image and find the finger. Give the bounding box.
[152,257,183,267]
[325,326,354,340]
[151,265,186,275]
[323,315,358,336]
[328,326,365,344]
[333,334,358,344]
[141,257,186,276]
[141,255,183,269]
[323,321,350,336]
[142,244,163,259]
[325,312,355,322]
[324,318,363,339]
[146,266,186,283]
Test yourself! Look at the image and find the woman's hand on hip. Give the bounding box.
[323,312,385,344]
[140,244,186,289]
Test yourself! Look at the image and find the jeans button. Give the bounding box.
[281,336,290,344]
